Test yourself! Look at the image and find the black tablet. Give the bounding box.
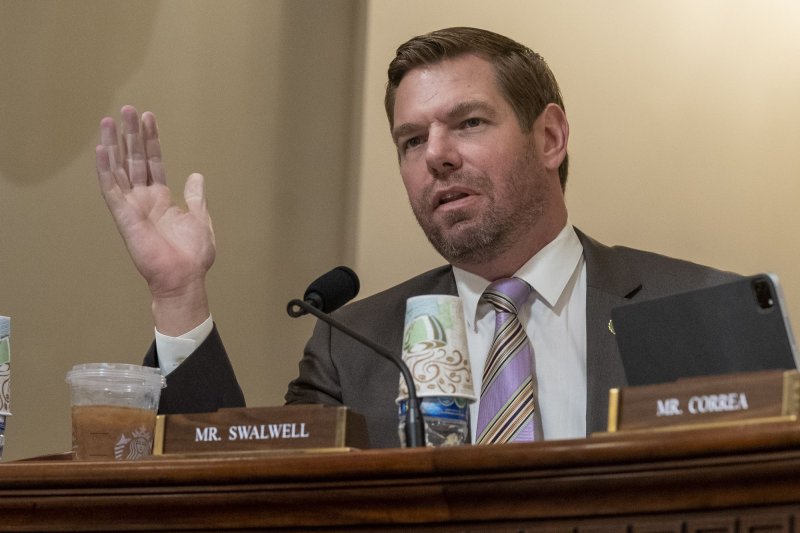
[611,274,798,386]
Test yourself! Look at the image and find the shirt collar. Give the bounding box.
[453,224,584,330]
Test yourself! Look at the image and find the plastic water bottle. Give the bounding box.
[398,396,470,447]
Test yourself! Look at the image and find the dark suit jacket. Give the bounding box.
[148,229,737,448]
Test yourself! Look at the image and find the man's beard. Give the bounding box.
[411,188,517,265]
[409,151,549,267]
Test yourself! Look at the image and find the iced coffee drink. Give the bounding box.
[66,363,165,461]
[71,404,157,460]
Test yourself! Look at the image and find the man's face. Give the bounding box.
[391,54,555,271]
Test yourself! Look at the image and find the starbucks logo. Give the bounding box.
[114,426,153,460]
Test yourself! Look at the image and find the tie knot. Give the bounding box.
[482,277,531,315]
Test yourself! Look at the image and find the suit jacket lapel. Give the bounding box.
[576,229,643,434]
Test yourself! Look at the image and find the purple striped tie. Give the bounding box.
[475,278,542,444]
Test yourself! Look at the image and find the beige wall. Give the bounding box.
[0,0,364,461]
[1,0,799,461]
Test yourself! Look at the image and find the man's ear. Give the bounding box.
[536,103,569,172]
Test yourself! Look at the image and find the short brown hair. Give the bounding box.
[385,27,569,188]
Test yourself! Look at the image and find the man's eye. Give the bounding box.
[464,118,483,128]
[404,137,423,150]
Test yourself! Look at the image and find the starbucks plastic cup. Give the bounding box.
[65,363,166,461]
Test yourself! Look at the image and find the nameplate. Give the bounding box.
[153,405,369,455]
[606,369,800,433]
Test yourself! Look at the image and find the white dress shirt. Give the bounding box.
[155,316,214,376]
[454,224,587,441]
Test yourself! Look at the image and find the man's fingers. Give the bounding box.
[101,106,168,189]
[121,105,148,186]
[184,173,208,217]
[95,145,126,207]
[142,111,167,186]
[99,116,125,179]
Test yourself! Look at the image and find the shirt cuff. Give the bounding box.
[154,316,214,376]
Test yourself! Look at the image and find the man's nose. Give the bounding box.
[425,129,462,178]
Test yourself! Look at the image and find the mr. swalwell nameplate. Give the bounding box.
[606,369,800,433]
[153,405,368,455]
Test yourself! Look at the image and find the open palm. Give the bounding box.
[95,106,215,333]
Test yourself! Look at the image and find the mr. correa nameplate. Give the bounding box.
[606,369,800,433]
[153,405,368,455]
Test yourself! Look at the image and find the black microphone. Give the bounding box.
[287,267,426,448]
[302,266,360,313]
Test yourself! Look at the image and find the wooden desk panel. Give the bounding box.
[2,421,800,531]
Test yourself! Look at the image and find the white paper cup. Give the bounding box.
[397,295,476,402]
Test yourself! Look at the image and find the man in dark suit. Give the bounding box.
[95,27,733,448]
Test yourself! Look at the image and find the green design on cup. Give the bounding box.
[0,338,9,366]
[403,315,447,353]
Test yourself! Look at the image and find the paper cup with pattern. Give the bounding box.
[397,295,475,402]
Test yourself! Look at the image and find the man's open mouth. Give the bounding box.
[437,191,470,206]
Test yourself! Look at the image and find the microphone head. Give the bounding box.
[303,266,360,313]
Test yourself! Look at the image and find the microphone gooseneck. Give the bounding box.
[286,267,426,448]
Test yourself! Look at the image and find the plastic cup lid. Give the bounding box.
[65,363,166,389]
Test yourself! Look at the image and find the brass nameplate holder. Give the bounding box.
[153,405,368,455]
[606,369,800,433]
